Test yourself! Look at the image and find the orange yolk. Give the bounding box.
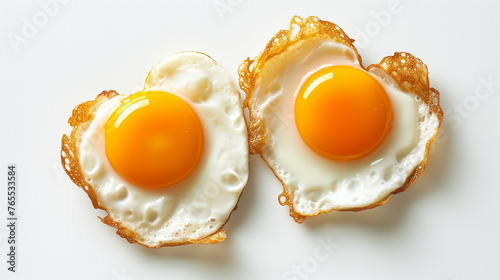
[295,65,392,161]
[105,90,204,189]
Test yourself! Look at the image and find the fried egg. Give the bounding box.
[238,16,443,223]
[61,52,249,247]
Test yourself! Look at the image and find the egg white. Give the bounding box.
[78,52,248,246]
[248,38,440,215]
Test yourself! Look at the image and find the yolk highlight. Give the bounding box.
[105,90,204,189]
[295,65,392,161]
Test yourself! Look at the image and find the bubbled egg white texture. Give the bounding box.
[251,38,440,215]
[78,52,248,246]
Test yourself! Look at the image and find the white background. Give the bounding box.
[1,0,499,279]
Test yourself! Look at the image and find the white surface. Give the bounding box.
[1,0,499,279]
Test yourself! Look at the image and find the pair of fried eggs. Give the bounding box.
[61,16,443,248]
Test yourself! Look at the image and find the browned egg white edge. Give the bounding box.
[61,50,248,248]
[238,15,444,223]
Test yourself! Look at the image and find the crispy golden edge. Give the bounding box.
[60,90,233,247]
[61,90,118,210]
[238,16,444,223]
[99,215,227,248]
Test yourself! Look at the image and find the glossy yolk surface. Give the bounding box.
[295,65,392,161]
[105,90,204,189]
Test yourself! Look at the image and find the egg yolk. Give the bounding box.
[295,65,392,161]
[105,90,204,189]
